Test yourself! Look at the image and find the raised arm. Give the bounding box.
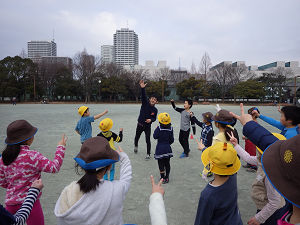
[259,114,284,130]
[117,148,132,194]
[94,109,108,120]
[170,100,184,113]
[190,114,204,127]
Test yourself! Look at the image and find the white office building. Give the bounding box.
[27,40,57,63]
[101,45,115,64]
[113,28,139,67]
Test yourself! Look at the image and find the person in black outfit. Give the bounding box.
[134,80,158,160]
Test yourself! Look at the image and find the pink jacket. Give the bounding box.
[0,145,66,205]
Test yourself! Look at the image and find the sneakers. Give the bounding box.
[145,154,151,160]
[134,146,138,154]
[179,152,188,158]
[163,178,169,184]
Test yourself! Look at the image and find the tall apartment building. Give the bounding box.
[101,45,115,64]
[27,40,57,62]
[113,28,138,67]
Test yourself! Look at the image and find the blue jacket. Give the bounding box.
[153,124,174,159]
[137,88,157,126]
[259,114,299,139]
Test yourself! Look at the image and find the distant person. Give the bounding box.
[134,80,158,160]
[75,106,108,144]
[170,99,195,158]
[0,120,67,225]
[0,179,44,225]
[54,137,132,225]
[97,118,123,181]
[153,113,174,184]
[12,97,16,105]
[190,111,214,147]
[194,142,243,225]
[252,105,300,139]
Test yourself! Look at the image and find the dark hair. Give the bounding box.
[2,143,23,166]
[217,123,240,143]
[159,123,171,128]
[248,107,260,115]
[185,99,193,109]
[75,164,108,193]
[82,108,89,117]
[281,106,300,125]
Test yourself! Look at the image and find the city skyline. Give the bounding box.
[0,0,300,69]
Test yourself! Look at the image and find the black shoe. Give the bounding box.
[134,146,138,153]
[163,178,169,184]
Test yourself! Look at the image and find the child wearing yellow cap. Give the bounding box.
[75,106,108,144]
[97,118,123,181]
[153,113,174,184]
[194,142,243,225]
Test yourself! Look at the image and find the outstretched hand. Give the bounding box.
[227,131,238,146]
[150,175,165,196]
[58,134,67,146]
[31,179,44,190]
[116,146,124,154]
[140,80,147,88]
[229,103,253,126]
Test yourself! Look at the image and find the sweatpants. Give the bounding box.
[179,129,190,155]
[6,199,44,225]
[134,123,151,155]
[157,158,171,179]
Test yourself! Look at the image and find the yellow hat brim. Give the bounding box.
[158,113,171,125]
[99,119,113,132]
[201,145,241,176]
[256,133,286,154]
[78,106,88,116]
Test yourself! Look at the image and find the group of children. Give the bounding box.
[1,82,300,225]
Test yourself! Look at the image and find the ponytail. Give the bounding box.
[218,123,240,144]
[2,144,22,166]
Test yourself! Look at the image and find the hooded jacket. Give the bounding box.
[54,152,132,225]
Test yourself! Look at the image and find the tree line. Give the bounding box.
[0,50,296,103]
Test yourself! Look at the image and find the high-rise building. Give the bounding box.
[101,45,115,64]
[27,40,57,62]
[113,28,138,67]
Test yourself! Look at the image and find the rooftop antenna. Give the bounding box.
[179,57,181,71]
[52,29,55,42]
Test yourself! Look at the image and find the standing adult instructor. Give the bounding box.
[134,80,158,160]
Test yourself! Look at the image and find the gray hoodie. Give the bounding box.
[54,152,132,225]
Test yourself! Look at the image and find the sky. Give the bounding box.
[1,0,300,70]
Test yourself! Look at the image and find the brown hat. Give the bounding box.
[262,134,300,207]
[5,120,38,145]
[212,109,235,125]
[74,136,119,170]
[202,112,213,121]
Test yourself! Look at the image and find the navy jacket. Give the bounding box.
[0,204,15,225]
[153,124,174,159]
[243,121,278,152]
[137,88,157,126]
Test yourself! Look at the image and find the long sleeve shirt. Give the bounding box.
[191,116,214,147]
[234,144,284,223]
[171,101,196,133]
[149,192,167,225]
[0,145,66,205]
[0,187,40,225]
[137,88,158,125]
[259,114,299,139]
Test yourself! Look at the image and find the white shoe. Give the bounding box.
[145,155,151,160]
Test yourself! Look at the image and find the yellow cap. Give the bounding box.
[201,142,241,175]
[158,112,171,125]
[99,118,113,132]
[78,106,88,116]
[256,133,286,154]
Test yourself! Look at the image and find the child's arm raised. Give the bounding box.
[35,134,67,173]
[190,112,204,127]
[94,109,108,120]
[258,114,284,130]
[116,147,132,194]
[170,99,184,113]
[140,80,148,106]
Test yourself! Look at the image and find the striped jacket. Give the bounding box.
[0,145,66,205]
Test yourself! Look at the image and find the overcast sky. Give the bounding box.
[1,0,300,70]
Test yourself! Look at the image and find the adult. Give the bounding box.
[134,80,158,160]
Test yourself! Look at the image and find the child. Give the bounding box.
[54,136,132,225]
[194,142,243,225]
[134,80,158,160]
[211,109,239,145]
[242,107,259,172]
[0,120,67,225]
[170,99,195,158]
[229,131,286,225]
[0,179,43,225]
[190,112,214,147]
[252,105,300,139]
[97,118,123,181]
[75,106,108,143]
[153,113,174,184]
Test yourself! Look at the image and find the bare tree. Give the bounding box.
[126,69,147,102]
[190,62,197,74]
[73,49,99,103]
[199,52,212,81]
